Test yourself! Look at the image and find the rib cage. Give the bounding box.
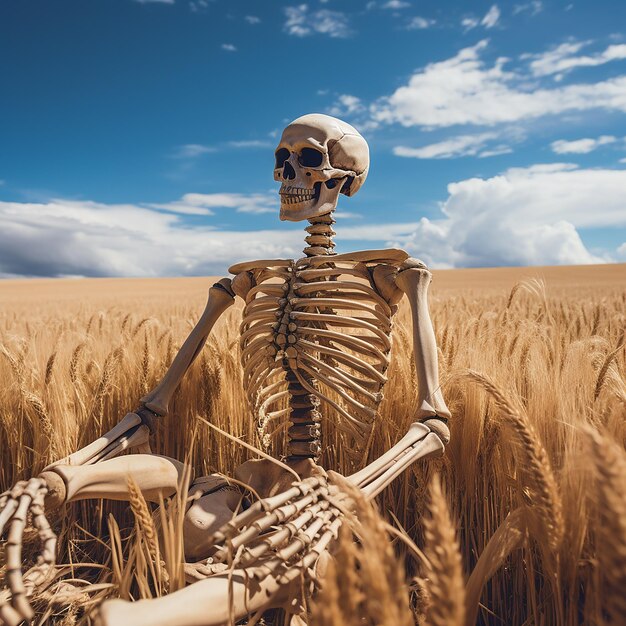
[232,247,409,465]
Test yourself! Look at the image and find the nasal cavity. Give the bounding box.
[282,161,296,180]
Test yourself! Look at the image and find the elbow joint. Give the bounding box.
[421,415,450,445]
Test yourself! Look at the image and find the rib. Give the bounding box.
[296,327,390,365]
[296,339,388,383]
[290,312,391,350]
[297,360,376,423]
[291,297,391,330]
[293,281,390,312]
[296,351,380,403]
[292,367,370,435]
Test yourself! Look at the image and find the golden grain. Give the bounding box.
[0,265,623,624]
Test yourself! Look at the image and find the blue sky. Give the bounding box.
[1,0,625,277]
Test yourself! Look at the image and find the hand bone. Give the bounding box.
[97,473,352,626]
[0,477,58,626]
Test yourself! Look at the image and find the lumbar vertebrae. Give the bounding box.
[0,113,450,626]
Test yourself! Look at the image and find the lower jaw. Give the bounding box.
[279,201,336,222]
[279,200,319,222]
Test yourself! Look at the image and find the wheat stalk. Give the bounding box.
[423,474,465,626]
[585,427,626,623]
[462,369,564,552]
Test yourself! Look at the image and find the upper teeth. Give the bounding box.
[279,185,315,204]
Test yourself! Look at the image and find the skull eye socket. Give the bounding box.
[275,148,290,169]
[298,148,324,168]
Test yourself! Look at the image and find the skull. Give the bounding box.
[274,113,369,222]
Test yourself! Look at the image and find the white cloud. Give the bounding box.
[244,15,261,24]
[221,43,237,52]
[174,144,217,158]
[335,222,420,241]
[617,242,626,258]
[0,198,302,278]
[550,135,617,154]
[0,197,288,279]
[328,94,365,117]
[620,157,626,164]
[481,5,501,29]
[227,140,273,149]
[284,5,351,38]
[334,211,363,219]
[2,163,623,277]
[381,1,410,9]
[393,132,500,159]
[174,140,271,158]
[477,146,513,157]
[370,40,626,128]
[134,0,174,4]
[407,16,435,30]
[461,17,479,31]
[189,0,208,10]
[390,164,625,268]
[149,192,276,215]
[513,1,543,16]
[0,196,435,278]
[525,41,626,78]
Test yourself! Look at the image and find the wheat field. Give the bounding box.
[0,264,624,625]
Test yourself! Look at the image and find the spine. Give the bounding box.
[304,214,336,257]
[285,212,336,462]
[286,370,322,461]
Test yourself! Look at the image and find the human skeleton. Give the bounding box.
[0,114,451,626]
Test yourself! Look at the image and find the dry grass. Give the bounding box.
[0,264,625,624]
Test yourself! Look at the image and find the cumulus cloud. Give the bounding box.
[370,40,626,128]
[221,43,237,52]
[284,5,351,38]
[0,197,298,278]
[390,164,626,268]
[550,135,617,154]
[244,15,261,24]
[0,195,424,278]
[525,41,626,78]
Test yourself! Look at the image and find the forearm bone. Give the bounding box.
[45,279,235,473]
